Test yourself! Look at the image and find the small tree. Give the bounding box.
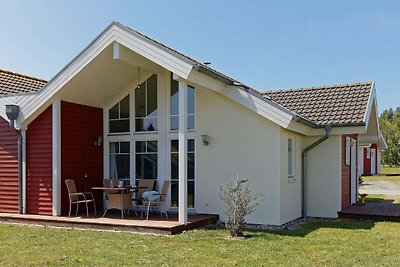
[219,175,263,237]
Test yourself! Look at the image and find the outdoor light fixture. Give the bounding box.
[93,136,102,147]
[201,134,210,146]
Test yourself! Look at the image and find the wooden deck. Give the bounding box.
[0,212,219,235]
[338,203,400,222]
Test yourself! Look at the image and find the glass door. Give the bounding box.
[170,139,195,208]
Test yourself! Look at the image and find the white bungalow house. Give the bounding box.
[0,22,386,226]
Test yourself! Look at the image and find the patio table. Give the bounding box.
[92,186,145,219]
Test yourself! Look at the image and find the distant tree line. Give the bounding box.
[379,107,400,167]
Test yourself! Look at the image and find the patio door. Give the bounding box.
[350,140,357,204]
[169,139,195,209]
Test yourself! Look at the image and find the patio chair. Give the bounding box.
[133,179,155,212]
[142,180,171,220]
[65,179,97,218]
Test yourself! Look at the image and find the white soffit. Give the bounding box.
[1,22,313,133]
[9,22,194,125]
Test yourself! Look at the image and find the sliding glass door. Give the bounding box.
[170,139,195,208]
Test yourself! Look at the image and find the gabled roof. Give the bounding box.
[0,21,299,129]
[0,22,378,136]
[114,22,244,87]
[262,82,373,126]
[0,69,47,96]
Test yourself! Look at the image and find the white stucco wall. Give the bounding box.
[195,86,282,225]
[377,151,382,174]
[279,129,303,224]
[304,135,342,218]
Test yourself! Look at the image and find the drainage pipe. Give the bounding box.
[8,118,23,214]
[302,125,332,218]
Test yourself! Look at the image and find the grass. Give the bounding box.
[362,166,400,183]
[381,166,400,175]
[362,194,400,203]
[0,220,400,266]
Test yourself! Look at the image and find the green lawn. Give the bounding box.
[362,166,400,183]
[381,166,400,175]
[363,194,400,203]
[1,221,400,266]
[363,175,400,183]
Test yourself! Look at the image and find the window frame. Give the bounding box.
[109,141,130,179]
[108,95,130,134]
[169,138,196,209]
[168,73,196,132]
[134,140,158,180]
[135,74,158,133]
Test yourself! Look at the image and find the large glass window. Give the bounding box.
[170,74,195,130]
[170,139,195,208]
[135,140,158,179]
[109,142,130,179]
[109,95,130,133]
[135,75,158,132]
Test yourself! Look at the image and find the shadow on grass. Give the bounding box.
[243,219,377,238]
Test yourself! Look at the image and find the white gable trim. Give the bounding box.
[187,70,294,128]
[0,22,301,131]
[5,22,194,125]
[363,82,376,132]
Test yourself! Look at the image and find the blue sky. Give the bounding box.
[0,0,399,112]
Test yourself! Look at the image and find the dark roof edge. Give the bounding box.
[263,81,374,94]
[194,64,322,128]
[194,64,234,85]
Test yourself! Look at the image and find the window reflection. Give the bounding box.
[170,139,195,208]
[135,75,158,132]
[170,73,195,130]
[135,141,158,179]
[109,95,130,133]
[109,142,130,179]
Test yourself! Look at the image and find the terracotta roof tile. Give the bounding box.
[0,69,47,97]
[262,82,373,126]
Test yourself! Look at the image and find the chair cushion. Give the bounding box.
[142,191,160,202]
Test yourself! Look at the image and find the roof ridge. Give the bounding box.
[0,69,47,83]
[114,22,249,89]
[262,81,373,94]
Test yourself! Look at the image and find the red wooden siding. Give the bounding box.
[61,101,103,214]
[0,117,19,213]
[26,107,53,215]
[341,134,358,209]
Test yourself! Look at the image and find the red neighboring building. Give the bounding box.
[0,70,103,215]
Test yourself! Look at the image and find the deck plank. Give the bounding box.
[0,212,219,235]
[338,203,400,221]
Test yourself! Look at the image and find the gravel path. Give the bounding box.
[359,181,400,196]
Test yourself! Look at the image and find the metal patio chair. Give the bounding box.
[65,179,97,217]
[142,180,171,220]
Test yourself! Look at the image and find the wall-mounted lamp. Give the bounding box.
[201,134,210,146]
[93,136,102,147]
